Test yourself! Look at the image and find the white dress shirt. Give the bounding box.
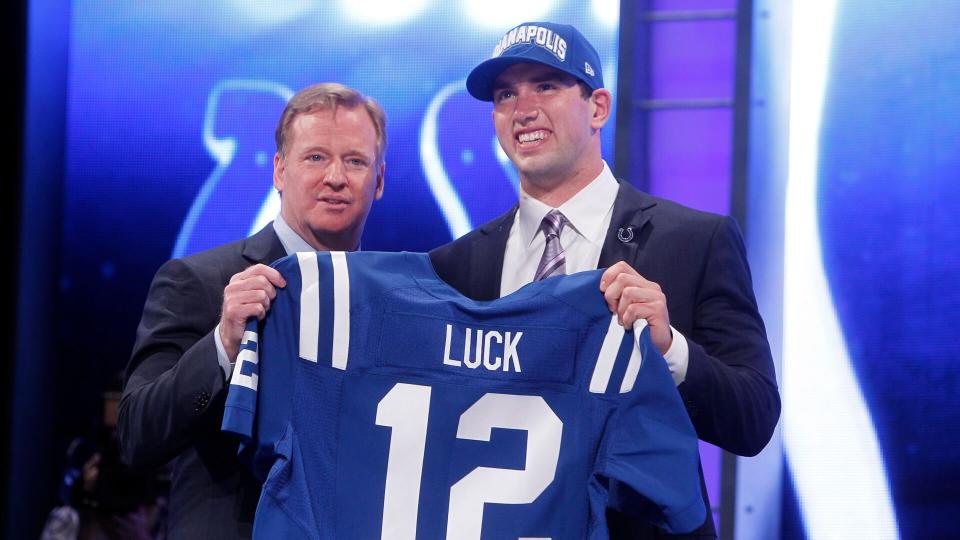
[500,161,689,384]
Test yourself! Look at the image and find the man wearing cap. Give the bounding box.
[429,22,780,538]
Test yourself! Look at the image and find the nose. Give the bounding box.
[323,160,348,189]
[513,89,539,124]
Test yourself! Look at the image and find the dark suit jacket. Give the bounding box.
[430,181,780,539]
[118,224,286,539]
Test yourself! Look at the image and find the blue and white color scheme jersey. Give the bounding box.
[222,252,705,539]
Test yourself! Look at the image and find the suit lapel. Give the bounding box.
[469,207,517,300]
[241,223,287,266]
[598,181,655,269]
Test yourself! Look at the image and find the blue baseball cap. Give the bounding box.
[466,22,604,101]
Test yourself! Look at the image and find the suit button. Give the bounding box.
[194,391,211,412]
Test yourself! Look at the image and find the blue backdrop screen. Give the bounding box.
[818,2,960,537]
[777,1,960,539]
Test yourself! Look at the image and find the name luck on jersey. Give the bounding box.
[442,324,523,373]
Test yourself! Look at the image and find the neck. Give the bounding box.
[520,159,604,208]
[305,231,360,252]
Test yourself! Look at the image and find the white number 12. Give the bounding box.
[375,383,563,540]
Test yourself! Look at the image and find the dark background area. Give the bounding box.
[2,0,27,533]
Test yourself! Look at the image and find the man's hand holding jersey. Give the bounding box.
[600,261,673,355]
[219,264,286,362]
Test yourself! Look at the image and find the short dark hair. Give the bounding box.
[576,80,593,100]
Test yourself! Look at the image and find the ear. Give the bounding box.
[273,152,285,193]
[589,89,612,130]
[374,162,385,201]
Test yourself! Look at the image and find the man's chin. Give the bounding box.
[308,220,350,236]
[515,148,561,169]
[517,162,565,186]
[314,212,363,229]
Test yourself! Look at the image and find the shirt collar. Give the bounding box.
[516,161,619,246]
[273,213,315,255]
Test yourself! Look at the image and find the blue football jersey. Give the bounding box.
[222,251,704,539]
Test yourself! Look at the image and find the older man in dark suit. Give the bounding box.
[429,22,780,539]
[118,83,386,539]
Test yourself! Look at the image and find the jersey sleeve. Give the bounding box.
[222,255,302,481]
[599,327,707,533]
[222,318,262,439]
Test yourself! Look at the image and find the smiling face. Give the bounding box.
[273,106,384,251]
[491,62,610,204]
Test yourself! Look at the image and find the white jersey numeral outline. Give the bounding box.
[376,383,562,540]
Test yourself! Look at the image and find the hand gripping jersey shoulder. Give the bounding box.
[223,251,705,539]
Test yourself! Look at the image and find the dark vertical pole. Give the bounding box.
[614,0,651,190]
[8,0,70,536]
[722,1,755,538]
[730,0,755,229]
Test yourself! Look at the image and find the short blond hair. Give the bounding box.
[274,83,387,166]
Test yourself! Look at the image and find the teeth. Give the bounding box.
[518,131,546,143]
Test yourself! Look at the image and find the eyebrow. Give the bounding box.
[298,146,373,160]
[295,145,331,158]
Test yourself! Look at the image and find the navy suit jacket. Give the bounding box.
[430,181,780,538]
[119,224,286,539]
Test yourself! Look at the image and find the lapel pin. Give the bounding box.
[617,227,634,243]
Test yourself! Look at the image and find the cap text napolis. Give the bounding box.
[492,25,567,62]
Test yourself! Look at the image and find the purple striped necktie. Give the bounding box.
[533,210,567,281]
